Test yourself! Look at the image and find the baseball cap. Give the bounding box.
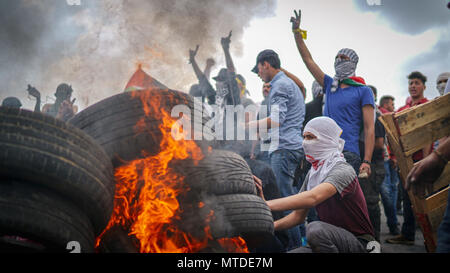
[251,49,279,74]
[213,68,229,81]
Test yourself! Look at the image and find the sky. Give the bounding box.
[234,0,449,106]
[0,0,449,111]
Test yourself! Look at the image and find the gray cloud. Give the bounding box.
[353,0,450,97]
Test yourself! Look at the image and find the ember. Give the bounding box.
[96,89,248,253]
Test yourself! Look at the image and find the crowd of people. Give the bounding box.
[184,9,450,253]
[2,8,449,254]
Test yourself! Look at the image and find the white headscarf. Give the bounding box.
[302,117,346,191]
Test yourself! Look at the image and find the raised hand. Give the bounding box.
[290,9,301,30]
[206,58,216,68]
[221,30,232,50]
[189,45,200,64]
[27,84,41,99]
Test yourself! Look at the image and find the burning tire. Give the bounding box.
[210,194,274,239]
[0,107,115,236]
[180,150,257,195]
[0,181,95,252]
[68,89,214,167]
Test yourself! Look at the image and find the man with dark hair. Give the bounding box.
[249,48,305,251]
[386,71,432,245]
[290,10,375,177]
[379,95,395,113]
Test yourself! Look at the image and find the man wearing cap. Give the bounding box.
[249,48,306,251]
[290,10,375,177]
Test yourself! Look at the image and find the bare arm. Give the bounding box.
[281,68,306,99]
[267,182,337,211]
[203,58,215,80]
[274,209,308,231]
[362,105,375,175]
[291,10,325,87]
[189,45,204,81]
[221,31,235,73]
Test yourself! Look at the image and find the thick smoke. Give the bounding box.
[353,0,450,96]
[0,0,276,110]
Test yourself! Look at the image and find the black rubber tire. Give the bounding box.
[178,150,257,195]
[0,107,115,235]
[0,181,95,252]
[68,89,215,167]
[209,194,274,239]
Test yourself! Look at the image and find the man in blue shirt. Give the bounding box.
[249,49,305,251]
[290,10,375,177]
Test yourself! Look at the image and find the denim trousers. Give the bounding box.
[380,160,400,231]
[270,148,304,251]
[437,188,450,253]
[342,150,361,176]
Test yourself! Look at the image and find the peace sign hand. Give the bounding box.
[290,9,301,30]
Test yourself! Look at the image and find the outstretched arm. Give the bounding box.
[291,10,325,87]
[27,85,41,112]
[204,58,215,80]
[281,68,306,99]
[189,45,204,81]
[221,31,235,73]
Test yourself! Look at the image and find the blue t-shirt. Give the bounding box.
[268,71,305,154]
[323,74,374,156]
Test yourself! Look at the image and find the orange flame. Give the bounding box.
[97,89,248,253]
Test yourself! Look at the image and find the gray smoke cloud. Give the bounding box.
[0,0,276,110]
[353,0,450,97]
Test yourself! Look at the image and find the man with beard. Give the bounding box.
[290,9,375,177]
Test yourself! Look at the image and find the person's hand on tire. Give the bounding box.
[253,175,265,202]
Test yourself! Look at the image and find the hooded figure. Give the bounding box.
[436,72,450,96]
[302,117,346,191]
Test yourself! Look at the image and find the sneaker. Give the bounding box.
[389,226,400,235]
[385,234,414,245]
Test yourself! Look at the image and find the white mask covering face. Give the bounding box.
[437,82,446,96]
[436,72,450,96]
[303,117,346,191]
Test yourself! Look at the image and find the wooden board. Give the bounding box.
[400,118,450,156]
[394,93,450,136]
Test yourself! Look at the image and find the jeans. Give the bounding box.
[343,150,361,176]
[380,160,400,231]
[270,148,304,251]
[437,188,450,253]
[400,186,416,241]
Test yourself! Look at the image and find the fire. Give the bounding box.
[96,88,248,253]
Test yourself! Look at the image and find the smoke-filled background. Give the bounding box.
[0,0,276,110]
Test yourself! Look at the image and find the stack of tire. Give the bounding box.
[0,107,115,252]
[68,88,274,252]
